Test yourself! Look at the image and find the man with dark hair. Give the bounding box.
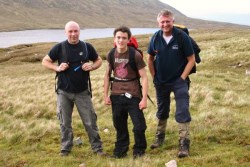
[147,9,195,158]
[104,26,148,159]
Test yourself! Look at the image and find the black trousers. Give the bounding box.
[110,95,147,155]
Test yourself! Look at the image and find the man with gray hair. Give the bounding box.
[42,21,106,157]
[147,9,195,158]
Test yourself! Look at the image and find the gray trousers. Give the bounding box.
[57,89,103,152]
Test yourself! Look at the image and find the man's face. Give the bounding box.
[158,15,174,35]
[65,23,80,44]
[114,31,129,49]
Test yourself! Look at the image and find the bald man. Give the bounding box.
[42,21,105,157]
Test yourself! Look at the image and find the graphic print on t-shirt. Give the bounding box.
[115,58,128,79]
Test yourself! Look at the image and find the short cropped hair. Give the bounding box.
[157,9,175,22]
[113,26,132,39]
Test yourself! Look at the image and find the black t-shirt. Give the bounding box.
[48,40,98,93]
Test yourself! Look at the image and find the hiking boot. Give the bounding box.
[133,151,145,159]
[150,119,167,149]
[110,153,127,159]
[96,150,108,157]
[59,150,70,156]
[178,138,190,158]
[150,136,165,149]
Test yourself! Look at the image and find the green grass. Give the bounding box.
[0,28,250,167]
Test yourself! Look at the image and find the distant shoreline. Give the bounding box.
[0,28,159,48]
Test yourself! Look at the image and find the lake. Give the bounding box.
[0,28,159,48]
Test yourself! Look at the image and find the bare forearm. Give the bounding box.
[141,75,148,100]
[104,76,110,98]
[103,64,112,105]
[92,56,102,70]
[103,65,111,98]
[139,68,148,100]
[42,55,58,72]
[138,68,148,110]
[181,54,195,79]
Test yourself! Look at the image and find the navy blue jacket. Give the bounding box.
[148,27,194,84]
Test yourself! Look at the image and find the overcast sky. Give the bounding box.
[159,0,250,26]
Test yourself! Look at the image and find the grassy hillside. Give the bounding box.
[0,0,249,32]
[0,28,250,167]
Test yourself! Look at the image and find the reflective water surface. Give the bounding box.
[0,28,159,48]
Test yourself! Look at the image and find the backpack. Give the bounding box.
[55,40,92,97]
[109,36,143,77]
[172,25,201,63]
[152,25,201,74]
[108,37,155,105]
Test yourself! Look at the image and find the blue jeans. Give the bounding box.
[155,77,191,123]
[57,89,103,152]
[110,95,147,155]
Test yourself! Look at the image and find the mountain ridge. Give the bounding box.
[0,0,248,32]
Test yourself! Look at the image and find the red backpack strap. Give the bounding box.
[127,36,138,48]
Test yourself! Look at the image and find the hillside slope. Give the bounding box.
[0,0,248,31]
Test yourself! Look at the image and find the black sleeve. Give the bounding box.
[47,42,62,62]
[86,42,98,61]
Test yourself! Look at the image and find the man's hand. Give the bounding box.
[57,62,69,72]
[82,62,94,71]
[139,98,147,110]
[104,96,112,105]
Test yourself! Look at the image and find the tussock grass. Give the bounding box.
[0,29,250,167]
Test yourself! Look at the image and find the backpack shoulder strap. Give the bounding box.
[175,28,197,74]
[80,41,92,97]
[107,48,116,71]
[128,46,137,72]
[176,29,188,61]
[152,30,162,52]
[61,40,69,63]
[76,41,92,97]
[175,28,185,58]
[107,48,116,82]
[79,41,89,62]
[56,40,68,93]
